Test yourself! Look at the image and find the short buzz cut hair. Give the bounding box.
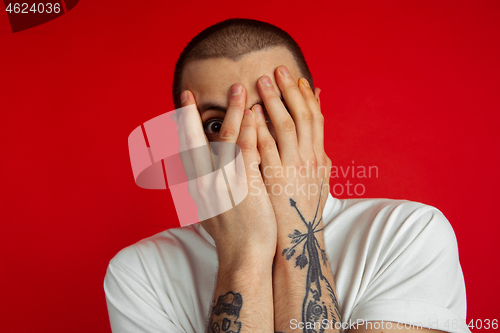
[172,18,315,109]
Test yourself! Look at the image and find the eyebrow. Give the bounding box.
[198,95,286,114]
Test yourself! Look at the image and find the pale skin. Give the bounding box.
[179,46,443,333]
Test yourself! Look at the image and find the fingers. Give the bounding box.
[257,75,300,164]
[299,79,325,158]
[253,104,282,176]
[275,66,314,155]
[179,90,214,178]
[176,117,196,181]
[236,108,262,181]
[219,84,246,168]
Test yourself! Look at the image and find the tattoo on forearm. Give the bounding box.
[207,291,242,333]
[282,183,342,332]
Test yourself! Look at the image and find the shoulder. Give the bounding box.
[326,198,468,331]
[328,197,457,248]
[106,224,217,285]
[103,225,215,333]
[329,197,461,275]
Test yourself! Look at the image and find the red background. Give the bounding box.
[1,1,499,332]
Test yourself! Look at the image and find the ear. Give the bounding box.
[314,87,321,108]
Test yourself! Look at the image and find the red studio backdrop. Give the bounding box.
[1,1,499,332]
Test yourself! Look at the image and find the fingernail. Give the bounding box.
[253,104,264,114]
[181,91,188,103]
[244,109,252,117]
[231,84,242,96]
[300,78,310,87]
[260,76,273,87]
[279,66,290,76]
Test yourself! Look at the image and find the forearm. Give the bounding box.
[273,227,342,333]
[207,249,274,333]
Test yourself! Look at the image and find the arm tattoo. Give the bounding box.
[207,291,242,333]
[282,183,342,333]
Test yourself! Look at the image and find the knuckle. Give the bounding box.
[195,176,210,192]
[281,119,296,132]
[300,109,313,122]
[238,140,254,153]
[285,80,298,89]
[185,134,201,149]
[292,160,304,170]
[197,173,224,199]
[317,154,327,166]
[259,137,276,151]
[228,98,245,112]
[219,125,236,141]
[303,154,317,169]
[315,113,325,126]
[309,154,318,166]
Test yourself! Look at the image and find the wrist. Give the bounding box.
[217,243,274,272]
[217,253,273,291]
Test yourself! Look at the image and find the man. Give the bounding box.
[104,18,470,333]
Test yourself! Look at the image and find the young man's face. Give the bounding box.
[180,46,319,142]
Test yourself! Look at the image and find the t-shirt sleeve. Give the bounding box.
[104,260,186,333]
[349,204,470,333]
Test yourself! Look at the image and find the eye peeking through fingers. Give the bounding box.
[201,109,226,142]
[203,118,224,141]
[204,118,223,134]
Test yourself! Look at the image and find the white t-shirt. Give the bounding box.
[104,194,470,333]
